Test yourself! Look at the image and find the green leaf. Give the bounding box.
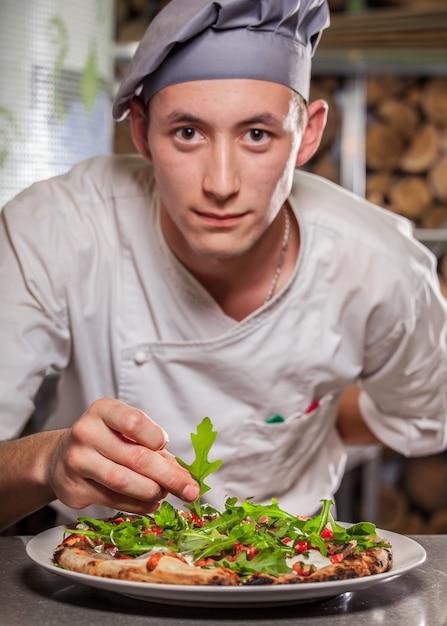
[175,417,223,517]
[153,501,187,531]
[346,522,376,537]
[238,498,298,524]
[217,547,291,578]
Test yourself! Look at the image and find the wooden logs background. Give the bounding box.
[376,454,447,534]
[366,76,447,228]
[305,74,447,233]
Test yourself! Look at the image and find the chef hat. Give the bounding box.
[113,0,330,121]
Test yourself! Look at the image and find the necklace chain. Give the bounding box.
[264,206,291,304]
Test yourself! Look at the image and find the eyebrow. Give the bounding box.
[166,110,282,128]
[237,113,281,127]
[167,111,204,124]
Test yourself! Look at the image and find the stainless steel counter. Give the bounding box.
[2,535,446,625]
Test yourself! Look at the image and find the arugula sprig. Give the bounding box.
[175,416,223,518]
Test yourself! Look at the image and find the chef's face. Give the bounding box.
[131,79,325,262]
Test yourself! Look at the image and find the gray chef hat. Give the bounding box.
[113,0,330,121]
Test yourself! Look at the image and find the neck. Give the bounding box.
[161,207,299,321]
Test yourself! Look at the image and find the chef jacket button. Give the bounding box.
[134,350,149,365]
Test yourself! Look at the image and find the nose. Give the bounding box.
[203,138,240,202]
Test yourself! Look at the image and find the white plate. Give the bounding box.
[26,525,426,607]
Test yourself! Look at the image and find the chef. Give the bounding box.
[1,0,446,531]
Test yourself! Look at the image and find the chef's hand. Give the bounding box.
[48,398,200,513]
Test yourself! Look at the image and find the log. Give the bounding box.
[421,78,447,126]
[439,253,447,282]
[399,124,440,173]
[438,254,447,299]
[366,122,405,171]
[388,176,432,219]
[311,77,340,93]
[403,84,423,109]
[365,171,393,206]
[367,76,415,108]
[421,204,447,229]
[378,484,408,532]
[376,98,420,141]
[403,456,447,514]
[439,273,447,300]
[429,155,447,202]
[378,484,427,534]
[437,125,447,154]
[310,153,338,183]
[366,193,385,208]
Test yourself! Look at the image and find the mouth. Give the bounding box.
[193,210,249,227]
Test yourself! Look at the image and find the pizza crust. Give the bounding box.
[53,543,240,586]
[245,545,393,585]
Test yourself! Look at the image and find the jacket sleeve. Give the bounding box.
[0,195,71,439]
[359,256,447,457]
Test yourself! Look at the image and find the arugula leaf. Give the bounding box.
[346,522,376,537]
[216,547,291,578]
[237,498,298,524]
[153,501,187,531]
[175,416,223,517]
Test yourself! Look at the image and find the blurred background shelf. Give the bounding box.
[314,48,447,76]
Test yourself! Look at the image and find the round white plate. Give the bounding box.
[26,525,426,607]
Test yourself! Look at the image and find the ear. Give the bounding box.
[295,99,328,167]
[129,98,153,162]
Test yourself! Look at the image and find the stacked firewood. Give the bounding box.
[378,452,447,534]
[365,76,447,534]
[365,76,447,229]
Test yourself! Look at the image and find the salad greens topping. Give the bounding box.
[64,417,388,579]
[67,497,385,578]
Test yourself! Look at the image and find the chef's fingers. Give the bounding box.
[51,439,171,511]
[88,398,170,451]
[53,399,199,505]
[88,433,199,502]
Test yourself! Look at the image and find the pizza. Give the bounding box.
[52,418,392,585]
[53,498,392,586]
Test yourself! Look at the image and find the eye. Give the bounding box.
[175,127,202,142]
[244,129,270,145]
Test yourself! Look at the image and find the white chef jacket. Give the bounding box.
[1,155,446,519]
